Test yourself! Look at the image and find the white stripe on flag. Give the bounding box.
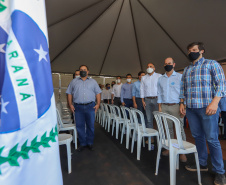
[6,30,38,129]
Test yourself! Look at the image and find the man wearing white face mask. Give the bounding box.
[73,70,80,78]
[140,63,162,129]
[111,76,123,106]
[121,74,133,108]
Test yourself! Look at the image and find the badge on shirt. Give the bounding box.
[171,82,175,85]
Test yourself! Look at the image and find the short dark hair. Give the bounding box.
[116,76,121,79]
[126,74,132,78]
[187,42,205,53]
[105,83,110,87]
[138,71,145,76]
[79,65,89,70]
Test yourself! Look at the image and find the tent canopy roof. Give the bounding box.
[46,0,226,77]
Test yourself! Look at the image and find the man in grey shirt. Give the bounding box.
[66,65,101,151]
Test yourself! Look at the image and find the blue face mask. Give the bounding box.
[107,87,110,90]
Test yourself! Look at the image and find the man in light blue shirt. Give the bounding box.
[132,71,146,118]
[121,74,133,108]
[157,57,187,162]
[67,65,101,151]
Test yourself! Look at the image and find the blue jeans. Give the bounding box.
[74,102,95,146]
[123,98,133,108]
[186,107,225,174]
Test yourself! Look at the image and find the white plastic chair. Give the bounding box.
[130,108,159,160]
[57,124,73,174]
[56,101,73,122]
[120,106,135,149]
[103,104,114,132]
[56,108,77,149]
[153,111,201,185]
[111,105,125,139]
[100,103,106,127]
[219,117,224,135]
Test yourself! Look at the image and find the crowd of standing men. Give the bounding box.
[67,42,226,185]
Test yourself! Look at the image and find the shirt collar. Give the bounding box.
[191,57,205,66]
[163,71,176,78]
[79,76,90,80]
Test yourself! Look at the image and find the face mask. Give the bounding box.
[147,67,154,74]
[188,52,200,61]
[80,71,87,77]
[107,87,110,90]
[111,84,114,87]
[127,79,131,83]
[116,79,121,83]
[164,65,173,72]
[75,75,80,78]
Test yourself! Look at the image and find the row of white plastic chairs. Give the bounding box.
[56,101,78,174]
[96,103,202,185]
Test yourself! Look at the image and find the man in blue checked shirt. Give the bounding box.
[132,71,146,121]
[180,42,226,185]
[67,65,102,152]
[121,74,133,108]
[157,57,187,162]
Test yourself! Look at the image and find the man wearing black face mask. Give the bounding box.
[157,57,187,162]
[66,65,101,152]
[180,42,226,185]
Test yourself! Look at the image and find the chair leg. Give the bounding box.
[176,154,179,170]
[121,124,125,144]
[195,152,202,185]
[74,128,77,149]
[131,131,136,153]
[116,121,119,139]
[137,134,142,160]
[66,141,72,174]
[126,127,130,149]
[148,137,151,151]
[143,137,145,147]
[155,143,162,175]
[169,149,176,185]
[112,120,115,136]
[107,118,111,132]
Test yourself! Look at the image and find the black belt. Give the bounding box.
[75,102,93,105]
[124,98,132,100]
[162,103,178,106]
[146,96,157,99]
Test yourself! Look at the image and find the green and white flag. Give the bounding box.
[0,0,63,184]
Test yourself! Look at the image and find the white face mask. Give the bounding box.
[147,67,154,74]
[127,79,131,83]
[116,79,121,83]
[75,75,80,78]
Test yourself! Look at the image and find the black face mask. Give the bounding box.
[164,65,173,72]
[80,71,87,77]
[188,52,200,61]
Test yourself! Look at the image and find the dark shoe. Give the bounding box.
[77,146,85,152]
[214,173,226,185]
[185,164,208,172]
[87,144,94,151]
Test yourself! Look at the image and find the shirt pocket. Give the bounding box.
[170,82,180,95]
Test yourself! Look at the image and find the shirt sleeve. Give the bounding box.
[157,78,162,103]
[111,86,115,95]
[140,78,144,98]
[120,85,125,103]
[211,61,226,97]
[66,80,73,94]
[93,80,102,95]
[132,82,136,97]
[179,68,186,99]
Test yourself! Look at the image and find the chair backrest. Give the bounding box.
[121,106,134,125]
[112,105,122,119]
[103,103,110,116]
[56,108,64,128]
[130,108,146,132]
[153,111,185,150]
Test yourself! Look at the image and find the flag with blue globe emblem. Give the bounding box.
[0,1,63,184]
